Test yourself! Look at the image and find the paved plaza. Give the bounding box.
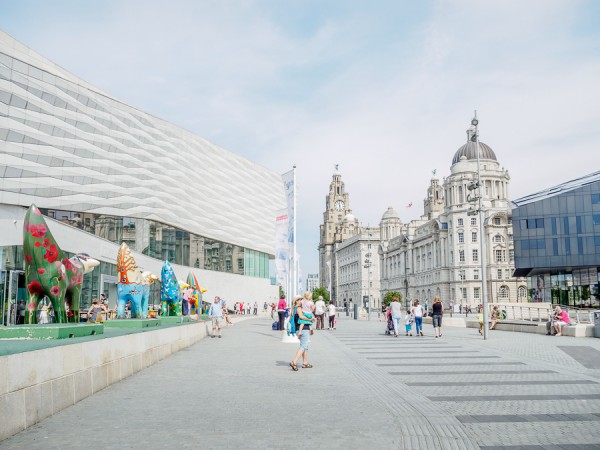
[2,315,600,449]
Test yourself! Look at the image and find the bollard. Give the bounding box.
[354,303,358,320]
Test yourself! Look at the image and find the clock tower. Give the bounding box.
[318,168,353,299]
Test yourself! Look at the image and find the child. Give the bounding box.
[296,293,315,338]
[405,313,414,336]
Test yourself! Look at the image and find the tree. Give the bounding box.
[279,286,285,299]
[383,291,403,306]
[312,286,330,303]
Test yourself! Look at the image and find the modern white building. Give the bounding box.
[379,125,527,309]
[0,30,286,321]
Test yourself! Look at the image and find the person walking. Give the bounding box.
[290,297,315,371]
[412,300,424,336]
[263,302,268,315]
[327,301,336,330]
[432,296,443,338]
[277,295,287,332]
[253,301,258,315]
[389,296,402,337]
[209,296,224,338]
[314,295,326,330]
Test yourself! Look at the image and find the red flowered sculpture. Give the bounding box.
[23,205,99,324]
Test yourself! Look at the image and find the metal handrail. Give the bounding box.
[490,304,595,324]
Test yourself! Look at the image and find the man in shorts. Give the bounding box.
[209,296,224,338]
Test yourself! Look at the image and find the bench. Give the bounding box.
[466,319,595,337]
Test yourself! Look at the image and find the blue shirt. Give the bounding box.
[209,301,223,318]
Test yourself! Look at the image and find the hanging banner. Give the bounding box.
[282,169,294,246]
[274,209,289,287]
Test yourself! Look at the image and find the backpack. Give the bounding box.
[272,321,279,331]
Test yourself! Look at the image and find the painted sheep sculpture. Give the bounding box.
[23,204,99,323]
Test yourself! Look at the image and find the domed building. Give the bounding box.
[379,122,526,309]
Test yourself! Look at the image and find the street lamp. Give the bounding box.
[364,253,372,321]
[466,111,489,339]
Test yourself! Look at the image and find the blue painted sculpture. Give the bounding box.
[116,243,157,318]
[161,261,181,316]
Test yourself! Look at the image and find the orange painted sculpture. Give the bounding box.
[23,205,99,323]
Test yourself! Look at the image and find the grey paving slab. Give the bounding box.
[3,314,600,449]
[558,346,600,369]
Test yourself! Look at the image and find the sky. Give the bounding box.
[1,0,599,284]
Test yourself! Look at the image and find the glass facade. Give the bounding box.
[512,173,600,306]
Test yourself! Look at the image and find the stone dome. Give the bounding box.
[381,206,399,221]
[452,141,497,165]
[343,213,356,223]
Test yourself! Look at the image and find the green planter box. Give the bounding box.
[0,323,104,339]
[104,319,160,328]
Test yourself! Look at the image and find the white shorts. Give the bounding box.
[211,317,222,328]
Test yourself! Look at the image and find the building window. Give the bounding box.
[553,238,558,256]
[565,238,571,256]
[472,249,478,262]
[592,193,600,204]
[497,269,503,279]
[498,285,509,299]
[459,270,466,281]
[505,269,511,279]
[473,269,479,280]
[509,249,514,262]
[518,286,527,299]
[458,218,463,226]
[238,258,244,270]
[551,217,557,235]
[593,214,600,225]
[494,235,503,243]
[525,218,544,229]
[472,232,477,243]
[522,239,545,250]
[474,287,480,299]
[577,237,583,254]
[576,216,582,234]
[494,217,501,225]
[495,250,505,262]
[595,236,600,246]
[563,217,570,234]
[471,218,476,226]
[459,250,465,262]
[458,232,464,243]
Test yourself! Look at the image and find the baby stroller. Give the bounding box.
[385,315,394,335]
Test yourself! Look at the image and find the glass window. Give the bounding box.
[593,215,600,225]
[553,238,558,256]
[498,286,509,298]
[565,238,571,256]
[474,287,480,299]
[471,218,476,226]
[595,236,600,246]
[457,218,463,226]
[536,218,544,228]
[520,219,527,230]
[576,216,582,234]
[459,270,465,281]
[497,269,502,279]
[474,269,479,280]
[551,217,557,235]
[577,237,583,254]
[563,217,570,234]
[458,232,464,243]
[509,249,514,262]
[472,249,478,262]
[472,232,477,243]
[592,193,600,204]
[496,250,505,262]
[459,250,465,262]
[494,217,501,225]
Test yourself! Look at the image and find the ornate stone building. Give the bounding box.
[318,169,354,296]
[379,126,527,308]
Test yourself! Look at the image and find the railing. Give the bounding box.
[491,303,595,324]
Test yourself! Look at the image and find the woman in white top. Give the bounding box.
[327,302,336,330]
[389,297,402,337]
[411,300,424,336]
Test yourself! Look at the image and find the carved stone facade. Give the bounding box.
[379,129,527,308]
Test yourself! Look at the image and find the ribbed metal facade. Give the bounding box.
[0,30,285,256]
